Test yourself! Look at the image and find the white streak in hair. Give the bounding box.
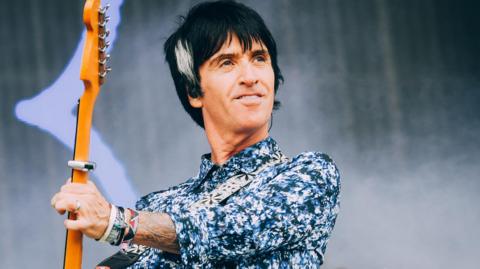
[174,40,196,85]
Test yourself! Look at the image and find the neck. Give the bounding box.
[205,124,269,165]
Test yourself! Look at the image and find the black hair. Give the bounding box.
[164,0,283,128]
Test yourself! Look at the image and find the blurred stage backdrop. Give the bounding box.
[1,0,479,268]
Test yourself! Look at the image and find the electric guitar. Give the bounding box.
[63,0,110,268]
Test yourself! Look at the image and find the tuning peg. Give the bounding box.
[98,15,110,24]
[99,54,110,65]
[98,4,110,15]
[98,32,109,48]
[99,30,110,39]
[98,42,110,53]
[99,67,112,78]
[98,16,109,28]
[99,67,111,85]
[100,16,110,25]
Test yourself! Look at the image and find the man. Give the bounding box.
[51,1,340,268]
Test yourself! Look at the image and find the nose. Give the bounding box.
[239,62,258,87]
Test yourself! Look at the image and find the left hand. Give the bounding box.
[51,179,111,240]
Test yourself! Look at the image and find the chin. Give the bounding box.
[234,115,270,133]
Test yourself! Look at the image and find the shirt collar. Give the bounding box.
[197,136,282,181]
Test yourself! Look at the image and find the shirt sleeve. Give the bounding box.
[136,177,196,211]
[167,152,341,265]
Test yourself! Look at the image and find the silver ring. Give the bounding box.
[74,200,81,213]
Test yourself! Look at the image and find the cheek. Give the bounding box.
[265,67,275,90]
[268,70,276,109]
[201,76,232,107]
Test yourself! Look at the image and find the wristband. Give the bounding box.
[121,208,139,248]
[98,204,117,242]
[108,206,128,246]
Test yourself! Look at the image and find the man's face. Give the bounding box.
[190,35,275,135]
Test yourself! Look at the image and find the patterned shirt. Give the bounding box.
[128,137,340,268]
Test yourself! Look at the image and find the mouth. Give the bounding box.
[234,93,264,100]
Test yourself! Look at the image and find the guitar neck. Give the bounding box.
[64,99,90,269]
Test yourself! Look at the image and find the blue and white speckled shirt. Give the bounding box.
[128,137,340,268]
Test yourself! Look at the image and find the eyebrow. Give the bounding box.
[251,49,269,58]
[209,53,237,67]
[209,49,270,67]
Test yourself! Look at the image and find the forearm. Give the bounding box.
[132,211,180,254]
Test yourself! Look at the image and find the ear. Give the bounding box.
[188,94,203,108]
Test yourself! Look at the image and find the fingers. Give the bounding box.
[51,178,111,239]
[52,195,82,215]
[64,218,96,236]
[62,201,110,239]
[64,217,103,239]
[64,218,86,231]
[51,193,64,214]
[50,194,57,208]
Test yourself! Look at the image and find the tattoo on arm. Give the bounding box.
[132,212,180,254]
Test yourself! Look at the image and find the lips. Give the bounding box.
[233,92,265,106]
[234,93,264,99]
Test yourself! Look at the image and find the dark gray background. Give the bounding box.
[1,0,479,268]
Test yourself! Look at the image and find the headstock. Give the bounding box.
[98,5,112,85]
[80,0,111,91]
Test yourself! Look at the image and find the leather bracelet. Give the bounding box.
[121,208,139,245]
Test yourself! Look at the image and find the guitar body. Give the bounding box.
[64,0,110,268]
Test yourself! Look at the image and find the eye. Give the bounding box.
[254,55,267,63]
[220,59,234,67]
